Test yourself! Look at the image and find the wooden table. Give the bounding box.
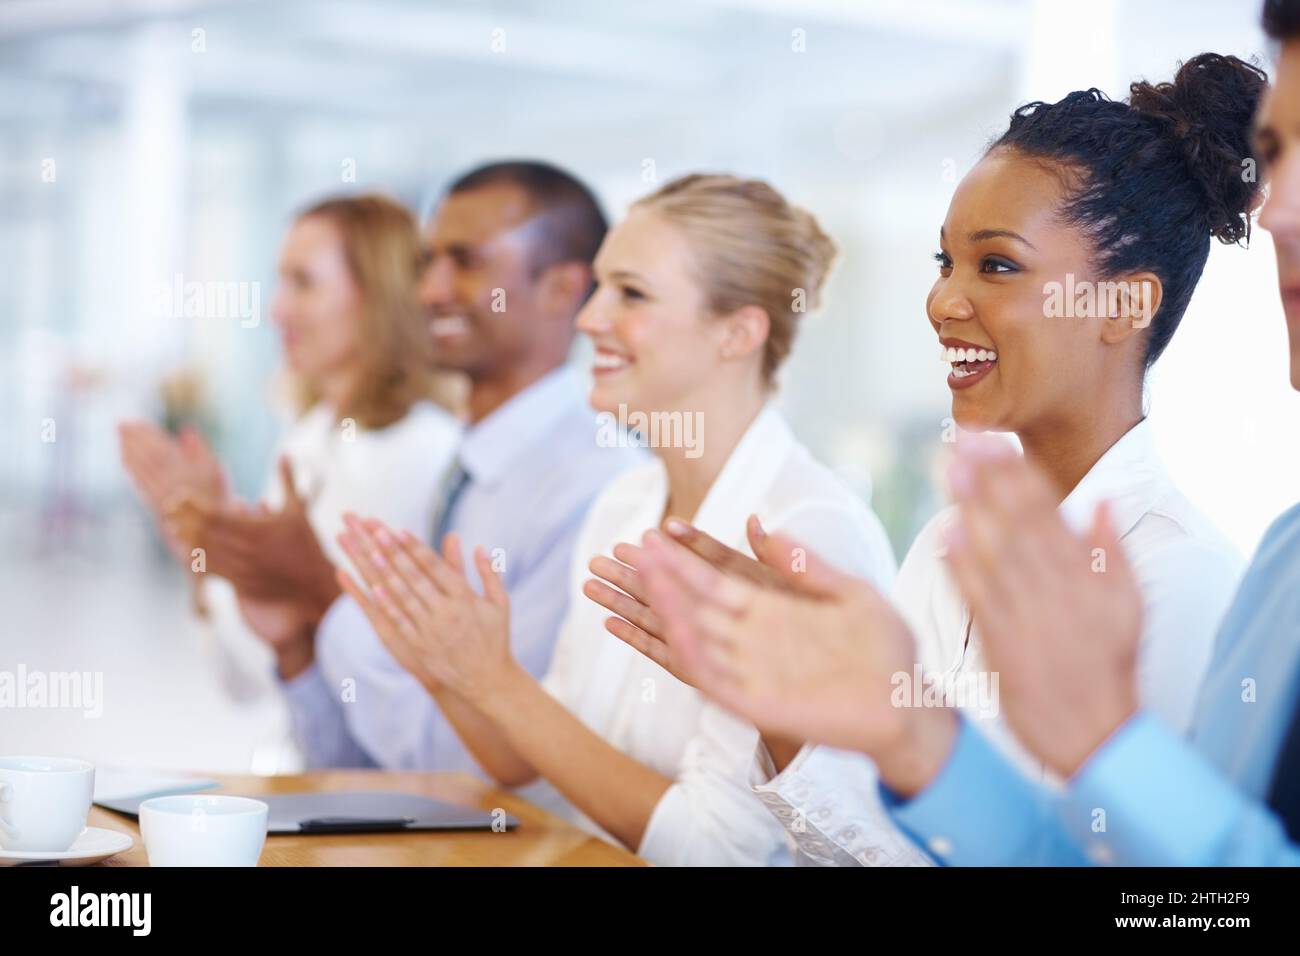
[88,770,645,866]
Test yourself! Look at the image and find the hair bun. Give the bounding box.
[1128,52,1267,243]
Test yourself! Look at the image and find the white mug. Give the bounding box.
[0,755,95,852]
[139,794,268,867]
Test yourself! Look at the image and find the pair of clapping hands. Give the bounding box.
[334,433,1145,794]
[119,421,340,658]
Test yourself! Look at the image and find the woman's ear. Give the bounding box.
[1100,271,1163,345]
[719,304,770,361]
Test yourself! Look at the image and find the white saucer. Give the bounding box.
[0,827,134,866]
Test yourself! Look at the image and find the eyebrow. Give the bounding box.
[606,268,651,284]
[968,228,1035,248]
[939,226,1036,249]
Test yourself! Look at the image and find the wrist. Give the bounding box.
[873,705,959,799]
[466,658,532,715]
[1056,690,1139,778]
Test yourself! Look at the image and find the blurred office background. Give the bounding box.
[2,0,1293,773]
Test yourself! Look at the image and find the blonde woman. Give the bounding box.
[334,174,896,864]
[120,195,461,759]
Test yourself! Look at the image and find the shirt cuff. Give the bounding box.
[881,716,1075,866]
[636,711,788,866]
[751,742,932,867]
[1061,711,1248,866]
[277,660,374,769]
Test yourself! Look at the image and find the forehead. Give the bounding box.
[596,206,691,272]
[945,149,1073,242]
[281,214,344,263]
[425,182,537,247]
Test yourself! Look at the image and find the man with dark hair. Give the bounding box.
[188,161,642,776]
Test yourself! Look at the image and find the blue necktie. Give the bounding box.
[431,458,471,549]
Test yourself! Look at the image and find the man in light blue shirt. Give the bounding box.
[231,162,641,771]
[883,494,1300,864]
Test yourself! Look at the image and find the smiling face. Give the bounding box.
[928,148,1141,433]
[576,206,742,415]
[270,214,362,382]
[1255,40,1300,391]
[416,182,561,381]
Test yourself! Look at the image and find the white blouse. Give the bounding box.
[751,419,1246,866]
[200,399,460,708]
[538,405,897,866]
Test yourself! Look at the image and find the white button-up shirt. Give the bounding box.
[538,404,898,866]
[751,419,1245,866]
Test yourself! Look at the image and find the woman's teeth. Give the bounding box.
[941,346,997,379]
[941,346,996,364]
[593,351,631,371]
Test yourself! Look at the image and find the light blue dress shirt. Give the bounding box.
[883,502,1300,866]
[281,365,644,773]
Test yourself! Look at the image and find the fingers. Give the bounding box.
[754,528,855,598]
[338,568,421,668]
[366,521,443,617]
[661,517,781,588]
[636,543,710,671]
[582,577,662,638]
[745,514,769,559]
[393,527,454,588]
[441,532,466,577]
[338,517,403,600]
[120,423,182,507]
[950,444,1075,596]
[179,427,228,500]
[589,552,650,605]
[474,546,509,608]
[641,530,750,613]
[603,616,672,671]
[370,522,468,598]
[1087,500,1133,582]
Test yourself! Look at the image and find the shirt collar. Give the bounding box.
[1057,418,1169,538]
[931,418,1170,558]
[457,365,586,486]
[692,403,796,533]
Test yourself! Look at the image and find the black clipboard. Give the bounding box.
[96,790,519,835]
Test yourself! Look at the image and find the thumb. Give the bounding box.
[754,529,851,597]
[279,456,304,512]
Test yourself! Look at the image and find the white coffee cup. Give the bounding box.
[0,755,95,852]
[139,794,268,867]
